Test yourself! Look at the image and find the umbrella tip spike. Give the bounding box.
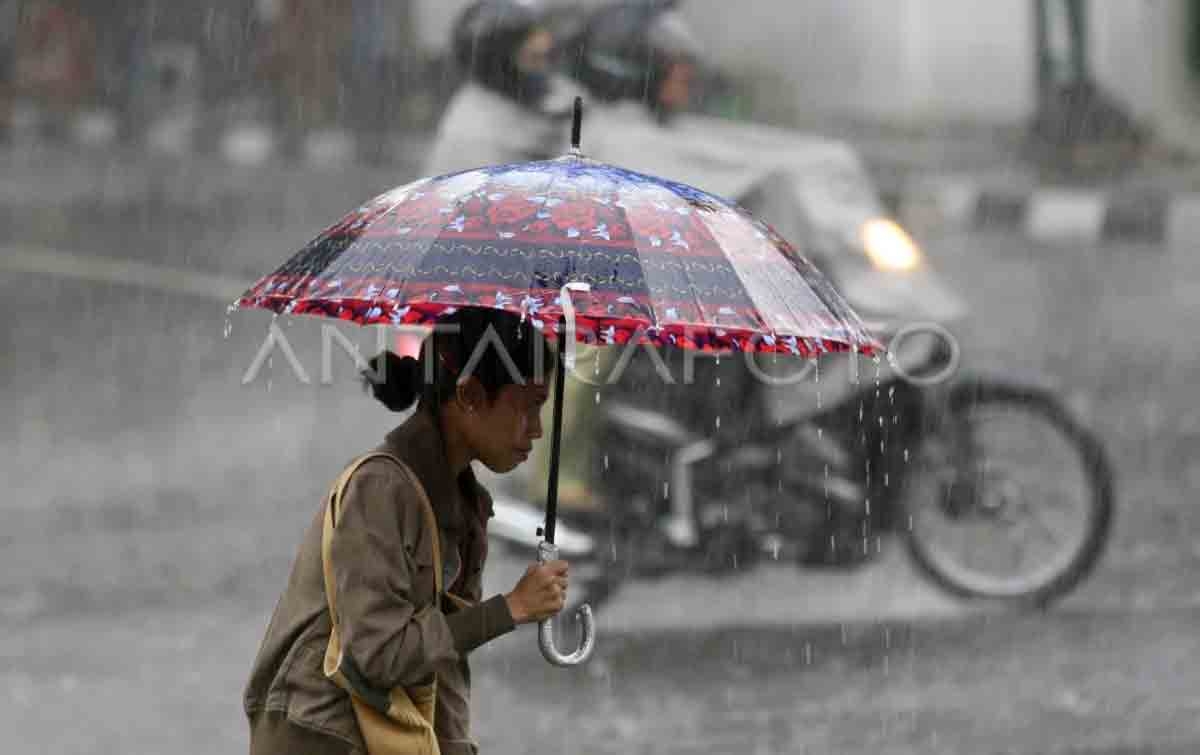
[571,97,584,155]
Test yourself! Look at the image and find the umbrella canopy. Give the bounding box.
[235,155,880,357]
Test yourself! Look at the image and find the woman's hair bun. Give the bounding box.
[363,350,422,412]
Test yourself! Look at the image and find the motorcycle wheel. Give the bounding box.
[901,380,1114,607]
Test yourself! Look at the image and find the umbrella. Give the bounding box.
[235,99,881,666]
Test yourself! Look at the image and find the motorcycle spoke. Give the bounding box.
[1024,482,1078,512]
[1024,505,1065,547]
[1007,523,1030,570]
[959,524,977,570]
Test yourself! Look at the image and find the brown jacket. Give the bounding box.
[244,410,517,755]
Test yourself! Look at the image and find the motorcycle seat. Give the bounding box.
[601,401,702,448]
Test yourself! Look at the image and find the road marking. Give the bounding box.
[0,244,248,302]
[1025,190,1106,244]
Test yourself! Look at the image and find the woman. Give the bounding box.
[244,309,570,755]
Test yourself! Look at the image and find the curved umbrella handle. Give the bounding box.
[536,541,596,667]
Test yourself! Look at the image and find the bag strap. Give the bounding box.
[321,451,445,658]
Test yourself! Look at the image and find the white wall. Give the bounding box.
[1091,0,1200,150]
[414,0,477,51]
[680,0,1033,125]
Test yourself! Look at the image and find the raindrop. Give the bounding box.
[594,391,600,405]
[223,318,232,339]
[903,448,910,463]
[715,415,721,431]
[803,642,812,665]
[603,454,609,471]
[663,481,669,499]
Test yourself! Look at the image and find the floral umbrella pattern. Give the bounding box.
[236,156,880,357]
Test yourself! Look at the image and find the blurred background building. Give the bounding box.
[3,0,1199,168]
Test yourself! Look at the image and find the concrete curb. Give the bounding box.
[7,111,1197,250]
[879,176,1200,248]
[1,111,430,216]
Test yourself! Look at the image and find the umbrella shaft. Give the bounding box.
[543,318,568,544]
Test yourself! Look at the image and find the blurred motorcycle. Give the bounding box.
[485,0,1114,610]
[487,213,1115,609]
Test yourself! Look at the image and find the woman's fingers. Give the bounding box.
[517,561,570,621]
[510,561,571,624]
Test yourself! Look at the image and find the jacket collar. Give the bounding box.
[379,408,478,533]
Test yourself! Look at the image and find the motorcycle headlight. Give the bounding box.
[860,218,922,272]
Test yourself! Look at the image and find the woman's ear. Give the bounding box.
[455,376,489,414]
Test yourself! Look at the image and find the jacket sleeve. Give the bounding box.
[329,460,514,691]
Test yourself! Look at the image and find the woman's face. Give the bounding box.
[516,27,554,74]
[468,379,550,473]
[657,60,695,113]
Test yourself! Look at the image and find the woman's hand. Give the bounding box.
[505,560,569,625]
